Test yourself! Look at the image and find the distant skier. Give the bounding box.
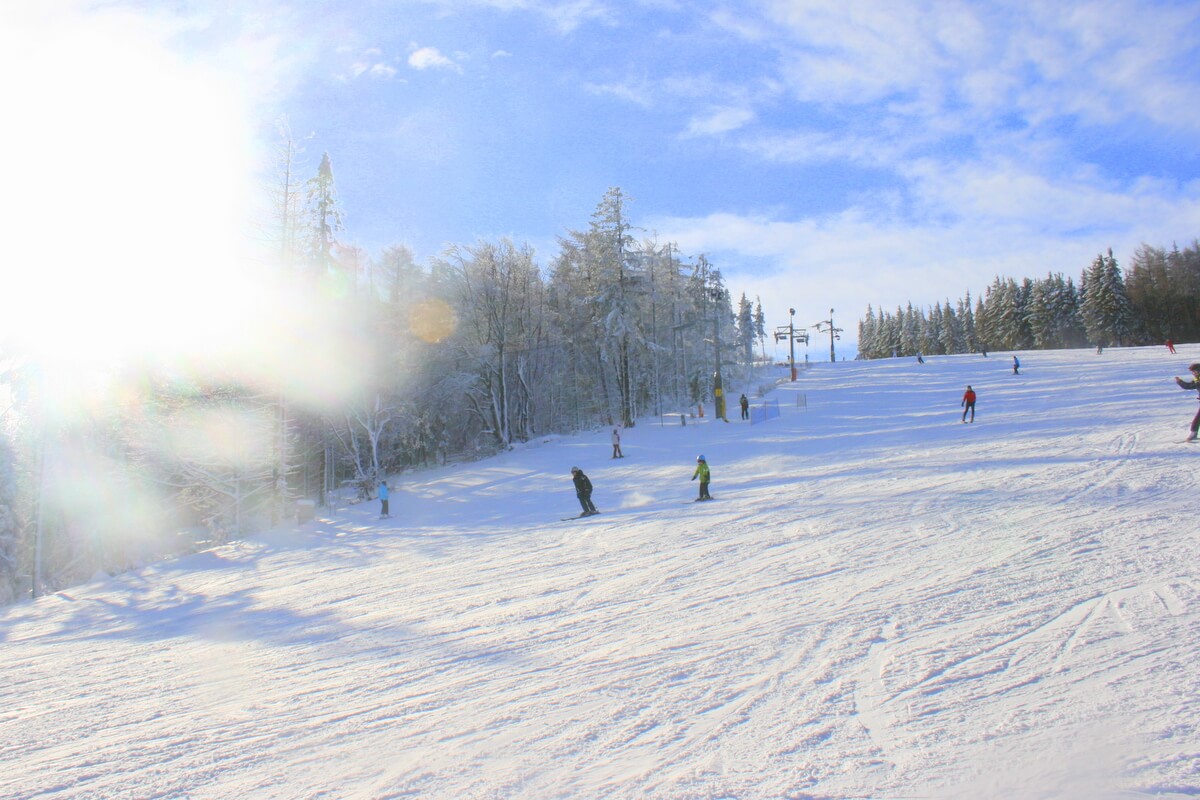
[1012,355,1020,375]
[570,467,599,515]
[611,428,624,459]
[1167,339,1177,354]
[691,455,713,501]
[1173,363,1200,442]
[917,353,925,364]
[961,385,976,423]
[739,393,749,420]
[378,479,390,519]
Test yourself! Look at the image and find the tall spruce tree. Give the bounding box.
[1080,249,1133,347]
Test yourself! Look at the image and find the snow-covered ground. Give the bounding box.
[3,347,1199,799]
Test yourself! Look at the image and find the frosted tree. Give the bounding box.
[588,188,642,428]
[0,432,21,604]
[1080,249,1133,347]
[736,293,755,377]
[267,117,308,272]
[305,152,344,283]
[938,301,960,354]
[858,305,879,359]
[136,385,280,544]
[437,239,547,448]
[753,297,767,361]
[1026,277,1055,349]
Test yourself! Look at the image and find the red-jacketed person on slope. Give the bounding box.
[961,385,976,424]
[1174,363,1200,442]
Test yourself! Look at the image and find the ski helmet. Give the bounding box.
[570,466,579,473]
[1189,363,1200,373]
[697,455,705,461]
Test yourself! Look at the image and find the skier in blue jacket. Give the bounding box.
[1174,363,1200,441]
[378,480,390,519]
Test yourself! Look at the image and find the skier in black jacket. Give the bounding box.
[1174,363,1200,441]
[570,467,599,516]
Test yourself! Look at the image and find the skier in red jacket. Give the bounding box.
[961,385,976,423]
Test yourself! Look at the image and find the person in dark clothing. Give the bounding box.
[1174,363,1200,441]
[570,467,599,515]
[961,385,976,423]
[739,394,749,420]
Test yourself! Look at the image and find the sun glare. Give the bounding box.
[3,4,264,371]
[1,3,369,412]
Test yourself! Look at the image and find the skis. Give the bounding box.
[561,511,600,520]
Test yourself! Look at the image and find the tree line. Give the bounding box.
[0,136,768,602]
[856,243,1200,359]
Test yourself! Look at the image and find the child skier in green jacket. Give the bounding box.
[691,455,712,501]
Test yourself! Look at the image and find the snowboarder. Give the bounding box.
[961,385,976,423]
[570,467,599,515]
[739,393,749,420]
[1173,363,1200,442]
[378,479,390,519]
[691,455,712,501]
[611,428,624,459]
[1012,355,1020,375]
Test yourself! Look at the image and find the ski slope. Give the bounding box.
[3,347,1199,799]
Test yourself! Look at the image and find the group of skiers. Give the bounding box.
[375,352,1200,521]
[568,399,761,516]
[569,430,714,517]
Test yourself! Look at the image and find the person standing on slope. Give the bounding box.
[961,385,976,423]
[1174,363,1200,442]
[378,479,390,519]
[1012,355,1020,375]
[611,428,624,459]
[739,393,750,420]
[691,455,713,501]
[570,467,599,515]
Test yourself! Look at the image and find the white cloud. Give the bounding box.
[542,0,613,34]
[648,167,1200,347]
[584,80,655,108]
[409,45,461,72]
[685,107,756,137]
[349,59,398,79]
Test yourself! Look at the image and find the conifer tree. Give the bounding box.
[1080,249,1133,347]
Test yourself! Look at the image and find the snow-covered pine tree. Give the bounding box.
[753,297,767,363]
[938,301,960,355]
[1080,249,1133,347]
[737,293,755,380]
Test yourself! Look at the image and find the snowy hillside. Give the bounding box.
[3,347,1199,799]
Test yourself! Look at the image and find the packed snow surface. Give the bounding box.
[3,347,1199,799]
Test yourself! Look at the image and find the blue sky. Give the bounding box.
[5,0,1200,359]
